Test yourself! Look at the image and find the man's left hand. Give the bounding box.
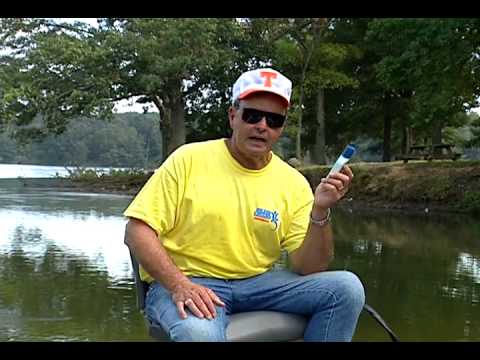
[313,165,354,211]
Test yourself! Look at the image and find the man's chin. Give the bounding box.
[246,142,270,154]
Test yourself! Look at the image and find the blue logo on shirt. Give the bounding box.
[254,208,280,230]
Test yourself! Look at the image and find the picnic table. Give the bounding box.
[396,143,462,163]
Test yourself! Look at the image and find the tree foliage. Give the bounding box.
[0,113,161,167]
[367,18,480,145]
[1,18,480,165]
[0,18,243,159]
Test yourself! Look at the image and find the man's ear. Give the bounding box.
[228,106,237,128]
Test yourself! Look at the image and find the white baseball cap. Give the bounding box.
[232,68,292,107]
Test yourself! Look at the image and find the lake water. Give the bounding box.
[0,163,123,179]
[0,164,479,341]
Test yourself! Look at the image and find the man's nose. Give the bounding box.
[254,116,268,130]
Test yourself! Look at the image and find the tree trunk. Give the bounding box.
[152,85,186,163]
[382,99,392,162]
[401,126,409,154]
[383,116,392,162]
[159,109,171,164]
[169,94,186,155]
[432,121,443,156]
[313,87,327,164]
[292,18,326,162]
[296,82,305,161]
[432,122,442,145]
[144,136,150,168]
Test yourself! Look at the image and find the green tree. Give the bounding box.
[325,18,412,162]
[185,18,280,144]
[367,18,480,152]
[305,19,360,164]
[1,114,161,168]
[0,19,116,143]
[0,133,17,163]
[0,18,243,161]
[121,112,162,167]
[271,18,359,163]
[464,112,480,147]
[90,122,145,167]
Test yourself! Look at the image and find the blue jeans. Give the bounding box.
[145,269,365,342]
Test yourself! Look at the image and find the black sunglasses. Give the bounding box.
[241,108,286,129]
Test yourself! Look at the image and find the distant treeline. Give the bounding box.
[2,110,479,168]
[0,113,162,168]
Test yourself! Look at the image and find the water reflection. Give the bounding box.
[1,179,480,341]
[0,185,149,341]
[0,163,124,179]
[0,164,72,179]
[0,232,146,341]
[0,186,129,216]
[1,211,132,281]
[332,209,480,341]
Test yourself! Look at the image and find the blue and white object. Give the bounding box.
[327,144,357,178]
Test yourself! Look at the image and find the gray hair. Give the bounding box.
[232,98,241,109]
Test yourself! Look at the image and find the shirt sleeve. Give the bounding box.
[123,154,181,236]
[281,178,314,254]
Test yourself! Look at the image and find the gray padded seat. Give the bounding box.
[226,311,306,341]
[127,246,307,341]
[146,310,307,342]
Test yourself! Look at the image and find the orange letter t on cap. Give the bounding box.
[260,71,277,87]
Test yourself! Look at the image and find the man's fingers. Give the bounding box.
[324,168,352,192]
[210,291,226,307]
[323,177,345,192]
[341,165,354,179]
[206,288,226,307]
[176,301,188,319]
[327,171,350,184]
[190,292,217,319]
[185,298,205,319]
[190,291,213,319]
[329,166,353,181]
[198,291,217,318]
[173,284,225,320]
[320,182,338,193]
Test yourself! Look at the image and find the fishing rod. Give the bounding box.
[363,303,400,342]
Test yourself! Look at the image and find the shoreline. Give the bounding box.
[7,160,480,216]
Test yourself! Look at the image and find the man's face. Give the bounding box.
[228,92,288,157]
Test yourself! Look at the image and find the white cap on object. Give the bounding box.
[232,68,292,107]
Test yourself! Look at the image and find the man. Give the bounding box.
[124,68,365,341]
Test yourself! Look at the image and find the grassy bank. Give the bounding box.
[66,161,480,214]
[301,160,480,214]
[65,168,152,195]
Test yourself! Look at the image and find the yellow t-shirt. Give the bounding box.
[124,139,314,282]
